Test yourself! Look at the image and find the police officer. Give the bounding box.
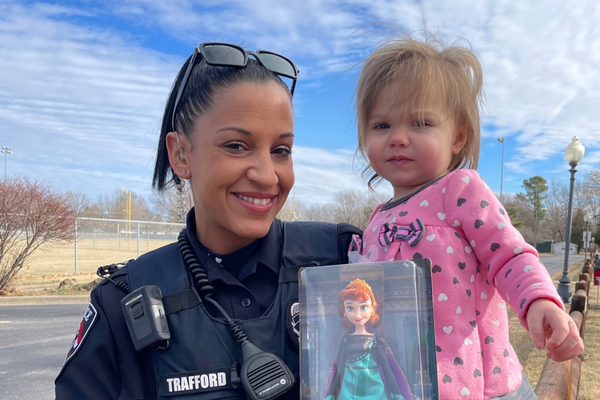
[55,43,360,399]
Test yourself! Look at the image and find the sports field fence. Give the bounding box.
[26,217,184,276]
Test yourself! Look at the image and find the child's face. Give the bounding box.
[344,298,373,327]
[365,84,467,200]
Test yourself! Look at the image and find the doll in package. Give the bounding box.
[299,261,438,400]
[323,278,413,400]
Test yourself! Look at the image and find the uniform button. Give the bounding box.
[241,298,252,307]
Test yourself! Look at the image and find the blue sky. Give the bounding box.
[1,0,599,206]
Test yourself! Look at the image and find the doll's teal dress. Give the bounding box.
[324,334,412,400]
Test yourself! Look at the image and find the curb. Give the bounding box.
[0,295,90,306]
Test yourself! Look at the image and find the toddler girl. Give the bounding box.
[350,35,584,399]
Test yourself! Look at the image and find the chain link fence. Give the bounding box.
[26,217,184,276]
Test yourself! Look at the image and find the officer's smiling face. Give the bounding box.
[183,81,294,254]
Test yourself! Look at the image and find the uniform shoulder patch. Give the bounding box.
[63,303,98,366]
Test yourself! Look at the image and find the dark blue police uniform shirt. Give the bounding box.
[184,209,281,320]
[55,208,283,399]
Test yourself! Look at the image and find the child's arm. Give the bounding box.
[526,299,584,362]
[444,170,583,359]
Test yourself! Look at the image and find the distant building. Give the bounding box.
[535,241,553,254]
[553,242,578,255]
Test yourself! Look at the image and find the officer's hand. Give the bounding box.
[526,299,584,362]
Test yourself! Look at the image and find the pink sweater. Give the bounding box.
[351,169,563,399]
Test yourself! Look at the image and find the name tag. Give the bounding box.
[159,367,235,397]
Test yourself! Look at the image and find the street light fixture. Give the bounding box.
[558,136,585,304]
[497,137,504,202]
[1,146,12,180]
[584,212,592,262]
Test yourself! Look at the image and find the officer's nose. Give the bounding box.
[247,150,279,188]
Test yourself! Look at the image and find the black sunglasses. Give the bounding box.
[171,42,299,133]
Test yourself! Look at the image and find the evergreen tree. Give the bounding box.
[518,176,548,247]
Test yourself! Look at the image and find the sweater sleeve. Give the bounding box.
[443,169,564,329]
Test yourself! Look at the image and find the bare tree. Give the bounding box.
[80,202,105,218]
[0,178,76,292]
[583,169,600,218]
[536,177,592,246]
[332,189,387,230]
[274,188,387,229]
[502,193,535,243]
[276,198,307,222]
[542,180,566,243]
[90,189,156,221]
[151,185,194,222]
[65,191,92,217]
[302,203,337,222]
[96,193,112,219]
[498,193,525,229]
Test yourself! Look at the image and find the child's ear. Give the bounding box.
[452,124,468,155]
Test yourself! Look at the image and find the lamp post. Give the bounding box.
[497,137,504,202]
[584,212,592,262]
[1,146,12,180]
[558,136,585,304]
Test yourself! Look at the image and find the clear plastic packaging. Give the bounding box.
[299,260,438,400]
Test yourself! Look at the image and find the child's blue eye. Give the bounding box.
[374,122,390,130]
[346,306,354,312]
[360,305,368,311]
[413,119,430,128]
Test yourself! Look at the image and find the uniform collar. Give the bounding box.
[239,218,283,280]
[184,208,282,283]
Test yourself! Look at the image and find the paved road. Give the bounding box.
[0,304,88,400]
[538,254,584,277]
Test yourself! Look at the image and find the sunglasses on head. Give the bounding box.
[171,42,299,133]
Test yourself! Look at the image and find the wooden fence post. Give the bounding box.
[535,358,572,399]
[536,275,587,400]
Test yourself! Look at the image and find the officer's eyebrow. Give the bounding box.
[217,126,294,138]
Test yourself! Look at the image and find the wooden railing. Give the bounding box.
[535,259,593,399]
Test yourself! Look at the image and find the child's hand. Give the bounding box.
[526,299,584,362]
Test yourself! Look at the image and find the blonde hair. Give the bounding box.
[356,33,484,189]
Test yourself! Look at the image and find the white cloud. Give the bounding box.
[0,1,177,199]
[3,0,600,208]
[292,146,391,204]
[106,0,600,161]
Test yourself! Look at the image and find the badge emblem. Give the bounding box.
[290,302,299,338]
[284,300,300,351]
[63,303,98,366]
